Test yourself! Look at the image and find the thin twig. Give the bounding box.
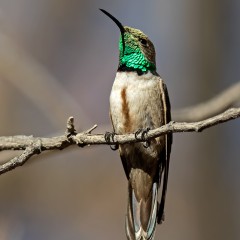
[85,124,98,134]
[173,82,240,122]
[0,108,239,175]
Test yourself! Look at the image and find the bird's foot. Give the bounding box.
[135,127,150,148]
[104,131,119,151]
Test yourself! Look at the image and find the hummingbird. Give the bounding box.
[100,9,172,240]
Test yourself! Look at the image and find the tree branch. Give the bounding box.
[0,107,239,175]
[173,82,240,121]
[0,146,38,174]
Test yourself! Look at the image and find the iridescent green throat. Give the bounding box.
[118,37,156,73]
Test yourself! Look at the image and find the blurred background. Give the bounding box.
[0,0,239,239]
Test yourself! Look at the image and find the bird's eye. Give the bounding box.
[140,38,147,46]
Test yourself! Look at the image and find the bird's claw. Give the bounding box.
[135,127,151,148]
[105,131,119,151]
[135,127,150,140]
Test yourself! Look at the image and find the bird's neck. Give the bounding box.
[118,62,158,76]
[118,43,156,75]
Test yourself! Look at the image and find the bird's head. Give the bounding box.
[100,9,156,74]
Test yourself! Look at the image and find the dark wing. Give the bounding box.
[120,153,130,180]
[157,81,173,224]
[110,110,130,180]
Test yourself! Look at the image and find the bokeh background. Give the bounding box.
[0,0,240,239]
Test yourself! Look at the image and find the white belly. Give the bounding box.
[110,71,164,134]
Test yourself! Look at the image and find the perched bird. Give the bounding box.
[100,9,172,240]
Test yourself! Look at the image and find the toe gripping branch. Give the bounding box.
[135,127,151,148]
[104,132,119,151]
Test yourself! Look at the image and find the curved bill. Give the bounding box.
[100,9,125,54]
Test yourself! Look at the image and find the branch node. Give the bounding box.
[65,116,76,137]
[168,121,176,129]
[73,134,86,148]
[33,138,43,154]
[73,125,98,147]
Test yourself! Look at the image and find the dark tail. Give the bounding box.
[125,181,158,240]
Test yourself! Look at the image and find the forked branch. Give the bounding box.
[0,107,239,175]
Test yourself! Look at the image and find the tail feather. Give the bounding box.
[126,182,158,240]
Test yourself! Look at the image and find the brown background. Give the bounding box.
[0,0,239,239]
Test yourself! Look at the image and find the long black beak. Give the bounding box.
[100,9,125,54]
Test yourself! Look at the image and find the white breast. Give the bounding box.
[110,71,164,134]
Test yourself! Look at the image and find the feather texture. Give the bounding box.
[110,71,172,239]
